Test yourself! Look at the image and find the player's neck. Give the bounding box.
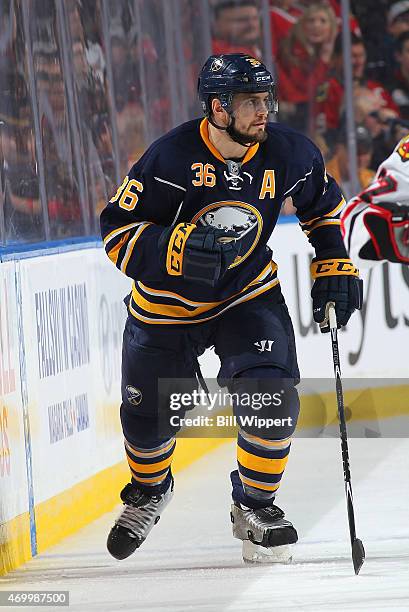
[207,121,249,160]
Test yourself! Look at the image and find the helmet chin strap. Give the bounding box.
[207,114,256,148]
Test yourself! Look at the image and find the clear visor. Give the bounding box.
[232,91,275,117]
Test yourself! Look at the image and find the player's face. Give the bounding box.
[230,92,270,143]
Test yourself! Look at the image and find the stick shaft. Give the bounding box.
[327,304,357,544]
[327,303,365,574]
[330,323,357,544]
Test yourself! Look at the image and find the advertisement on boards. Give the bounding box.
[0,262,29,525]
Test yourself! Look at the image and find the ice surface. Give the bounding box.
[2,439,409,611]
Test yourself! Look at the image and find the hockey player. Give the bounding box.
[100,54,363,563]
[342,133,409,267]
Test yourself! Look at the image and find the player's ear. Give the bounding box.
[211,97,222,114]
[211,97,228,123]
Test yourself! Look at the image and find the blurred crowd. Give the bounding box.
[211,0,409,203]
[2,0,409,244]
[0,0,179,242]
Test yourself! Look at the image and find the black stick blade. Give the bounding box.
[352,538,365,575]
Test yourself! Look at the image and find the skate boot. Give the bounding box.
[107,481,173,560]
[230,502,298,564]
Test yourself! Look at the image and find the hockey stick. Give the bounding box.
[323,302,365,575]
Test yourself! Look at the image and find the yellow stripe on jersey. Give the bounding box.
[137,260,275,306]
[103,222,144,248]
[131,264,278,320]
[120,223,152,274]
[237,446,289,474]
[107,231,130,265]
[128,278,279,325]
[132,286,220,317]
[303,219,341,236]
[301,197,345,227]
[129,262,279,323]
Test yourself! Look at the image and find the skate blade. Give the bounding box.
[242,540,293,564]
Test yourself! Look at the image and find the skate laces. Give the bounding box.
[116,484,164,537]
[257,505,285,522]
[121,483,161,507]
[240,503,285,528]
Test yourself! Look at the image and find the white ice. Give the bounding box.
[2,438,409,611]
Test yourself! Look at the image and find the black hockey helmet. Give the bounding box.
[197,53,278,118]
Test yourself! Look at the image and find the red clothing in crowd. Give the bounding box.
[270,1,360,59]
[326,0,361,37]
[277,40,331,105]
[388,68,409,119]
[315,76,343,130]
[315,76,399,131]
[211,39,261,60]
[270,4,303,57]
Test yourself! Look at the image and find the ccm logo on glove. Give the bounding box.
[166,222,197,276]
[310,258,359,278]
[160,223,240,286]
[310,256,363,332]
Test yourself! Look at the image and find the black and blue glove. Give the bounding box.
[159,222,241,286]
[311,256,363,333]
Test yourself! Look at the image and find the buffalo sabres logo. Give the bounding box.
[210,58,224,72]
[397,136,409,162]
[126,385,143,406]
[224,160,253,191]
[191,201,262,267]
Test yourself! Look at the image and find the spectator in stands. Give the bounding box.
[326,125,375,200]
[348,0,388,81]
[270,0,360,60]
[388,1,409,39]
[0,71,42,241]
[364,113,409,169]
[277,2,337,134]
[212,0,262,59]
[326,0,361,37]
[269,1,303,57]
[315,34,398,151]
[380,1,409,77]
[387,31,409,119]
[33,30,83,237]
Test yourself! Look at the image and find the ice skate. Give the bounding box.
[230,502,298,564]
[107,481,173,560]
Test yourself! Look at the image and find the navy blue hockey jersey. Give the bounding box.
[100,118,346,325]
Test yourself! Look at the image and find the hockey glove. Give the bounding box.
[360,202,409,264]
[311,257,363,333]
[159,222,241,286]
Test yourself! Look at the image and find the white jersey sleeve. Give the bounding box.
[341,134,409,268]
